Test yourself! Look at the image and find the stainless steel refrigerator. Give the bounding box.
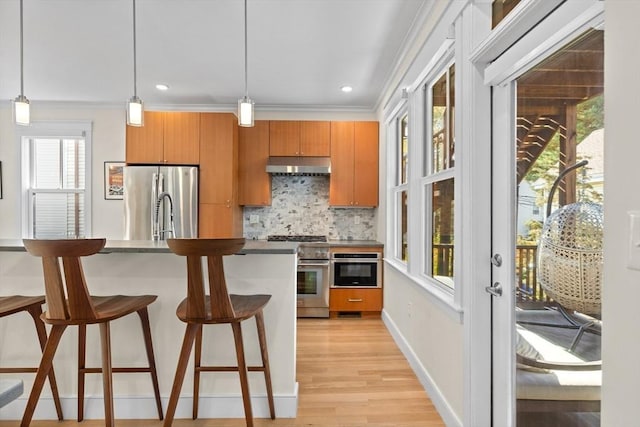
[123,166,198,240]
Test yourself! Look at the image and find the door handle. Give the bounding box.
[485,282,502,297]
[347,298,363,302]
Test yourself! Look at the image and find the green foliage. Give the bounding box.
[577,95,604,143]
[517,219,543,244]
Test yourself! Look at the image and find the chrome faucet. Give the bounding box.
[153,192,176,240]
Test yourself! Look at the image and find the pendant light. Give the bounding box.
[13,0,30,126]
[238,0,254,127]
[126,0,144,127]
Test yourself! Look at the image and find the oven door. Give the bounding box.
[330,259,381,288]
[297,261,330,318]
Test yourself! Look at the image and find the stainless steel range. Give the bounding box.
[267,235,330,318]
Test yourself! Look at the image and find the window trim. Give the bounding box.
[385,41,461,309]
[17,121,93,238]
[387,107,410,264]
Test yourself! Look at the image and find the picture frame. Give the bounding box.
[104,161,124,200]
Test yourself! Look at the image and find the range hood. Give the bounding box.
[266,156,331,175]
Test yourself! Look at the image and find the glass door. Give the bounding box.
[490,7,604,426]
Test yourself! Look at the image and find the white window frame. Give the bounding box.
[387,108,409,264]
[17,121,93,238]
[421,58,457,293]
[385,39,462,312]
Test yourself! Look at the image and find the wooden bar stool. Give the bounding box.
[0,295,63,420]
[164,238,275,427]
[21,238,163,427]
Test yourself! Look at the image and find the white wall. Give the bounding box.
[602,1,640,425]
[375,2,470,425]
[0,105,126,239]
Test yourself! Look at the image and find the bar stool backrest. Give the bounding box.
[166,238,245,321]
[23,239,106,321]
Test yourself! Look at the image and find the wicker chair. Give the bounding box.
[535,161,603,351]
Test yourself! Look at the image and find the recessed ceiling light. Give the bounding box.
[155,84,169,91]
[341,85,353,93]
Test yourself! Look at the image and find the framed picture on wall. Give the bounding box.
[104,161,124,200]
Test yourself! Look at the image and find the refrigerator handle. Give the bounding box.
[152,173,160,240]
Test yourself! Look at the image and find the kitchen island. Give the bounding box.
[0,239,298,421]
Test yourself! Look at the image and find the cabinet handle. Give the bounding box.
[347,298,363,303]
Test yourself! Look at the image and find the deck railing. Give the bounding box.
[432,244,549,303]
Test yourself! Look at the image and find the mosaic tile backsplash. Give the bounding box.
[243,175,377,240]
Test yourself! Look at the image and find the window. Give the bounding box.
[19,122,92,238]
[392,112,409,262]
[424,63,456,289]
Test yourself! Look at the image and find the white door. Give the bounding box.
[487,2,604,425]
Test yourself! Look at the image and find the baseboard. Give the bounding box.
[381,310,462,427]
[0,383,298,420]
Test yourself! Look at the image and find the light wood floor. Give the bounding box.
[0,317,445,427]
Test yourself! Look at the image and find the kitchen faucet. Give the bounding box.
[153,192,176,240]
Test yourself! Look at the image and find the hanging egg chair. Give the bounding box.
[537,201,603,316]
[537,160,603,317]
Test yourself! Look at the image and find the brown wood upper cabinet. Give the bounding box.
[269,120,330,156]
[239,120,271,206]
[126,111,200,165]
[329,121,379,207]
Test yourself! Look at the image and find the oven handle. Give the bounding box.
[298,261,330,267]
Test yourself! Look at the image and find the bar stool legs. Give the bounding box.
[0,297,63,421]
[137,307,164,420]
[193,324,203,420]
[164,323,200,426]
[77,307,163,422]
[256,311,275,419]
[26,303,64,421]
[21,325,67,427]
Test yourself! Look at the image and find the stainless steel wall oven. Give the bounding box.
[267,235,330,318]
[330,252,382,288]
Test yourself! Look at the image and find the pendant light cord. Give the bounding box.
[132,0,138,97]
[19,0,24,97]
[243,0,248,98]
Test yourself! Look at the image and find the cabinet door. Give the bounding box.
[300,121,330,156]
[269,121,300,156]
[353,121,379,207]
[329,121,355,206]
[199,113,237,205]
[199,203,243,238]
[126,111,164,164]
[163,112,200,164]
[239,120,271,206]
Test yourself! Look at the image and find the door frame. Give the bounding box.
[484,1,604,425]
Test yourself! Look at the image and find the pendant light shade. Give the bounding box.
[13,95,30,126]
[127,96,144,127]
[238,0,254,127]
[14,0,30,126]
[238,96,254,127]
[126,0,144,127]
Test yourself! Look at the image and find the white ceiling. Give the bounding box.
[0,0,432,113]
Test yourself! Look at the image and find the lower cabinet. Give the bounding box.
[329,288,382,316]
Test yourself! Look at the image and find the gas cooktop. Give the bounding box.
[267,235,327,243]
